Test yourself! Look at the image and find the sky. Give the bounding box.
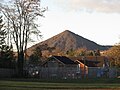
[38,0,120,46]
[0,0,120,46]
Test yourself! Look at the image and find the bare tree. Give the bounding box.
[0,0,46,77]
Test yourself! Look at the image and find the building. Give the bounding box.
[40,56,80,79]
[30,55,117,79]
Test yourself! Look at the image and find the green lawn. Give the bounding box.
[0,78,120,90]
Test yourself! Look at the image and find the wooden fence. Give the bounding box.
[0,67,118,78]
[88,67,117,78]
[38,67,117,79]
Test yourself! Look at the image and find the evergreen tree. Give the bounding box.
[0,16,6,47]
[1,0,46,77]
[0,16,15,69]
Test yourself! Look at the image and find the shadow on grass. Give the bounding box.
[0,78,120,90]
[0,78,120,83]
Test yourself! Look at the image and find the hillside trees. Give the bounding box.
[0,0,46,77]
[65,47,100,57]
[29,44,55,64]
[104,45,120,67]
[29,45,43,65]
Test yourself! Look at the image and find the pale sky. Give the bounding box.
[1,0,120,46]
[38,0,120,46]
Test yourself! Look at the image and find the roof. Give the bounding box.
[52,56,78,65]
[79,60,100,67]
[69,56,107,67]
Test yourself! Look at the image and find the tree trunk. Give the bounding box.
[17,51,24,77]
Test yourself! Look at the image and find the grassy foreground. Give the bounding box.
[0,78,120,90]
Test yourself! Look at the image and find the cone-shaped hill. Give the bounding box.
[27,30,111,55]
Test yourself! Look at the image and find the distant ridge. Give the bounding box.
[27,30,111,55]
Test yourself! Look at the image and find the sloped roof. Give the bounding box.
[53,56,78,65]
[79,60,100,67]
[69,56,106,67]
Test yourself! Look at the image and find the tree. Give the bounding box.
[0,16,15,68]
[85,50,93,56]
[28,44,55,65]
[0,45,15,68]
[0,16,6,67]
[0,0,46,77]
[29,54,39,65]
[104,45,120,67]
[75,47,87,56]
[92,49,100,56]
[28,45,43,65]
[66,48,75,56]
[32,44,55,58]
[0,16,6,47]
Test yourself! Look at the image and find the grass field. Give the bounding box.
[0,78,120,90]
